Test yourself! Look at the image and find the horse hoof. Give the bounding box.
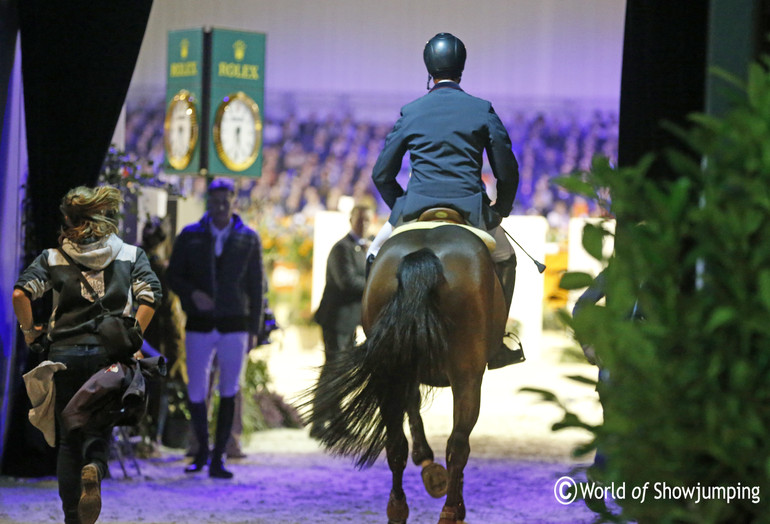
[421,462,449,498]
[387,492,409,523]
[437,505,462,523]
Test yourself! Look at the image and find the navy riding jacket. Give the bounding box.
[372,82,519,228]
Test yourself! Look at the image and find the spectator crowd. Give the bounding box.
[124,95,617,244]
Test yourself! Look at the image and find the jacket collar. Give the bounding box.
[429,81,463,93]
[347,232,366,246]
[200,212,244,232]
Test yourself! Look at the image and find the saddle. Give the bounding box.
[391,207,497,252]
[417,207,466,224]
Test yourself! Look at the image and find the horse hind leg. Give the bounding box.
[406,387,448,498]
[382,396,410,523]
[439,377,482,524]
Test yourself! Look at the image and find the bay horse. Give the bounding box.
[307,216,506,524]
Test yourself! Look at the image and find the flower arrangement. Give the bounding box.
[258,215,314,273]
[99,145,180,199]
[251,212,315,325]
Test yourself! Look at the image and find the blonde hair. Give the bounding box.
[59,185,122,243]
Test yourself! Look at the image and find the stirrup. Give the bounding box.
[503,331,523,348]
[488,332,526,370]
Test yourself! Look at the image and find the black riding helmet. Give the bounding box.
[423,33,466,88]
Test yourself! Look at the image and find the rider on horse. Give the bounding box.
[367,32,523,369]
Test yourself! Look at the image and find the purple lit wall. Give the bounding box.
[129,1,626,117]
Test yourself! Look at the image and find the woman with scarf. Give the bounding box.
[12,185,162,524]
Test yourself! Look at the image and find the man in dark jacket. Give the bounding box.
[309,204,372,438]
[167,178,264,479]
[368,32,522,369]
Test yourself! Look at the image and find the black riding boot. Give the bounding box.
[365,254,375,280]
[184,402,209,473]
[488,255,526,370]
[210,395,235,479]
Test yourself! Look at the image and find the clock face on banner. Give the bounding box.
[163,90,199,170]
[212,91,263,172]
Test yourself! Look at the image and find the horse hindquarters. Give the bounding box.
[309,241,470,523]
[307,247,448,450]
[372,248,451,522]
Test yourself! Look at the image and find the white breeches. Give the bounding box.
[366,221,393,259]
[185,329,249,403]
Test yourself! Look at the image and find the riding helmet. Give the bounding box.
[423,33,466,80]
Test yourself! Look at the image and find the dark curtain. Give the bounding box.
[0,1,19,141]
[617,1,709,178]
[615,1,710,297]
[1,0,152,477]
[18,0,153,251]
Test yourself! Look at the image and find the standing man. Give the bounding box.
[167,178,264,479]
[310,204,373,438]
[367,32,522,369]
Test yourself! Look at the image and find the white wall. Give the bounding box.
[311,210,354,312]
[173,192,205,236]
[129,0,626,115]
[503,215,548,359]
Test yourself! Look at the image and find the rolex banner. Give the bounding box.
[165,29,204,174]
[208,29,266,178]
[164,28,265,177]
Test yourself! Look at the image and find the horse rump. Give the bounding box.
[303,248,449,468]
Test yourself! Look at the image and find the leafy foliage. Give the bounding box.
[241,355,304,433]
[551,60,770,522]
[208,354,303,439]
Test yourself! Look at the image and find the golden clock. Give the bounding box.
[212,91,263,171]
[163,90,199,170]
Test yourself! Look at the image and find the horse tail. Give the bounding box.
[369,248,449,378]
[307,248,449,468]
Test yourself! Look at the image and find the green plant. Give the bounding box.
[208,354,303,438]
[535,60,770,523]
[240,356,273,433]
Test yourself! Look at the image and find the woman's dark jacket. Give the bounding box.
[14,234,162,348]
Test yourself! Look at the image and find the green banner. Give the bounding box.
[165,29,205,174]
[208,29,266,177]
